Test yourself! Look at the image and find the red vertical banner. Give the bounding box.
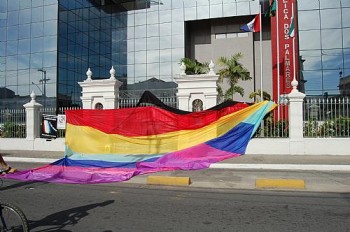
[271,0,299,102]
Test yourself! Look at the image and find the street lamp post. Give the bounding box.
[37,69,49,97]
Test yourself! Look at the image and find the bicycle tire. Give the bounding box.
[0,201,29,232]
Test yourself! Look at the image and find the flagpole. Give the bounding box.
[292,2,296,86]
[276,0,281,120]
[259,4,263,101]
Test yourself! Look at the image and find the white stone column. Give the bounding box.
[288,77,306,154]
[23,91,42,140]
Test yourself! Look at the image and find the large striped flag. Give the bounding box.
[3,99,276,184]
[240,14,261,32]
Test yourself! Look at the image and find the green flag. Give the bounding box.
[288,15,295,37]
[264,0,277,17]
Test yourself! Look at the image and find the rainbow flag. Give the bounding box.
[3,100,276,184]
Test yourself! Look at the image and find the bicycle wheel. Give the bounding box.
[0,202,29,232]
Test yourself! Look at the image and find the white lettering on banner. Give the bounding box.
[282,1,292,89]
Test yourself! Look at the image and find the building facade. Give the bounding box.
[0,0,349,110]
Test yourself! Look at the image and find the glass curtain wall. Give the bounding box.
[0,0,58,109]
[57,0,258,106]
[298,0,350,96]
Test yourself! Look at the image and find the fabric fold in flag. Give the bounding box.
[240,14,260,32]
[2,97,276,184]
[288,14,295,37]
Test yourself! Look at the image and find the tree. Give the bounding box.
[217,53,251,101]
[180,58,209,75]
[249,90,271,102]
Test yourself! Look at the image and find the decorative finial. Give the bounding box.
[30,91,36,102]
[208,60,215,75]
[86,68,92,81]
[180,62,186,75]
[110,66,116,80]
[291,75,299,93]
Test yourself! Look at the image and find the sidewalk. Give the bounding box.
[1,150,350,193]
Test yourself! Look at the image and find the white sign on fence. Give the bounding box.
[57,114,66,129]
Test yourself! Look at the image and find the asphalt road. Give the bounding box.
[1,178,350,232]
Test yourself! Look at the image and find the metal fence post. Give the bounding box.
[23,91,42,140]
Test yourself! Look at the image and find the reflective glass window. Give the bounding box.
[44,36,57,52]
[19,24,30,39]
[147,37,159,50]
[159,49,172,63]
[0,42,5,55]
[7,40,17,55]
[160,61,172,76]
[172,34,184,48]
[147,62,160,77]
[344,28,350,47]
[134,63,146,77]
[321,29,342,49]
[7,11,18,26]
[302,71,322,93]
[160,23,171,36]
[19,9,31,24]
[135,12,146,26]
[160,35,171,49]
[299,30,321,50]
[159,10,171,23]
[0,27,5,41]
[135,25,146,38]
[0,0,7,13]
[31,37,44,53]
[6,71,18,86]
[147,50,159,63]
[18,39,30,54]
[44,4,58,20]
[135,38,146,51]
[6,55,17,70]
[323,70,341,94]
[134,50,146,63]
[320,9,341,29]
[172,21,183,35]
[7,26,18,40]
[7,0,19,11]
[147,11,158,24]
[31,7,43,22]
[343,8,350,27]
[172,47,184,63]
[18,54,30,69]
[300,50,322,70]
[31,22,44,38]
[20,0,31,9]
[298,0,319,10]
[320,0,340,8]
[172,8,183,22]
[147,24,159,37]
[44,20,57,36]
[298,10,320,30]
[44,51,57,67]
[32,0,44,8]
[321,49,343,69]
